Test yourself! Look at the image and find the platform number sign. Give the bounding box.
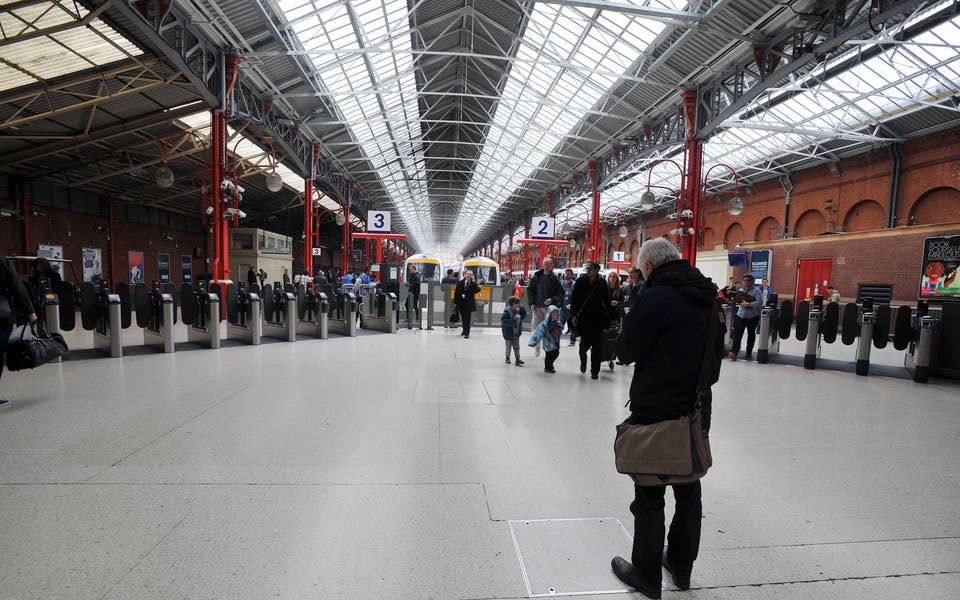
[367,210,391,233]
[613,251,625,262]
[530,216,555,240]
[312,248,322,256]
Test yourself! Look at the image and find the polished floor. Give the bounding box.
[1,323,958,599]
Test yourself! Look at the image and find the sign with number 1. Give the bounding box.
[367,210,391,233]
[530,216,555,240]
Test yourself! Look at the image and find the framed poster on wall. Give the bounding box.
[158,253,171,283]
[181,255,193,283]
[750,249,773,282]
[81,247,102,282]
[37,244,64,276]
[128,251,144,283]
[919,236,960,300]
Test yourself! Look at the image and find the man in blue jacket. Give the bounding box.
[526,258,564,357]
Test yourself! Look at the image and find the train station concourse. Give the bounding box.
[1,0,960,598]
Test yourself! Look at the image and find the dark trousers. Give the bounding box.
[579,328,603,375]
[0,324,11,381]
[731,315,760,356]
[630,481,702,587]
[544,349,559,369]
[459,307,473,336]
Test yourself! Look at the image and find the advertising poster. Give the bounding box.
[919,236,960,300]
[128,251,145,283]
[81,247,102,282]
[181,255,193,283]
[158,253,171,283]
[37,244,64,276]
[750,249,773,283]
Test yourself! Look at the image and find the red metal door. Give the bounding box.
[796,258,833,301]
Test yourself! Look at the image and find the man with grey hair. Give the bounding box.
[611,237,724,598]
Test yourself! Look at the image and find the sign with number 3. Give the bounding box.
[530,216,555,240]
[367,210,391,233]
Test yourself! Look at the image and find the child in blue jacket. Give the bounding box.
[528,304,562,373]
[501,296,527,366]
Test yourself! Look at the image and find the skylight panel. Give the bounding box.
[451,2,677,250]
[0,2,141,92]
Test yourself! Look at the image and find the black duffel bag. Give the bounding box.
[5,321,69,371]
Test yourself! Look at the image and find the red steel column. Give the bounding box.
[589,162,601,263]
[341,185,352,275]
[304,178,314,276]
[681,90,703,265]
[210,109,225,281]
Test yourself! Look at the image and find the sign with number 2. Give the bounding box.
[530,216,555,240]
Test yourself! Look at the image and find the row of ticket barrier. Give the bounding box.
[725,293,957,383]
[30,278,399,359]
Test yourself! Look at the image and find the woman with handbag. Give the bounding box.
[0,255,38,409]
[454,270,480,339]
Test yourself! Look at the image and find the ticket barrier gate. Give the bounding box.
[905,302,953,383]
[136,281,176,353]
[802,297,824,370]
[295,284,329,339]
[181,281,221,349]
[328,291,359,337]
[361,287,398,334]
[79,280,127,358]
[721,303,736,351]
[226,282,262,345]
[261,283,296,342]
[756,294,781,364]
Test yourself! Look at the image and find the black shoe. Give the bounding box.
[661,549,691,590]
[591,373,599,380]
[464,335,469,339]
[544,367,556,373]
[610,557,661,599]
[580,357,587,373]
[0,399,10,409]
[745,352,753,361]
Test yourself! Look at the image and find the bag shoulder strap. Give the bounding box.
[694,303,722,408]
[575,278,599,319]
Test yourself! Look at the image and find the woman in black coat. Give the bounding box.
[454,270,481,338]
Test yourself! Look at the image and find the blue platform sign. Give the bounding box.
[750,249,772,282]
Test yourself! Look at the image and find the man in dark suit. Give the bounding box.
[453,270,480,339]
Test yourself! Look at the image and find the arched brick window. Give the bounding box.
[629,239,639,262]
[754,217,781,241]
[794,209,826,238]
[842,199,885,232]
[909,187,960,225]
[700,227,717,249]
[723,223,744,249]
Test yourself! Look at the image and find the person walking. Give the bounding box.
[406,264,422,319]
[527,258,564,357]
[247,266,257,287]
[282,267,291,287]
[528,304,562,373]
[570,262,611,380]
[728,273,762,361]
[607,271,625,327]
[611,237,724,599]
[441,269,458,284]
[1,255,39,409]
[454,270,480,339]
[560,268,577,346]
[500,296,527,366]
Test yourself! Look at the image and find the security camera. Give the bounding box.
[224,207,247,219]
[220,179,235,192]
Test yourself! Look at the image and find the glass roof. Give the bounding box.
[449,1,684,252]
[0,1,141,92]
[277,0,431,248]
[588,4,960,228]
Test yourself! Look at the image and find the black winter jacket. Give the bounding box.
[570,273,611,333]
[0,256,36,325]
[616,259,720,425]
[526,269,564,308]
